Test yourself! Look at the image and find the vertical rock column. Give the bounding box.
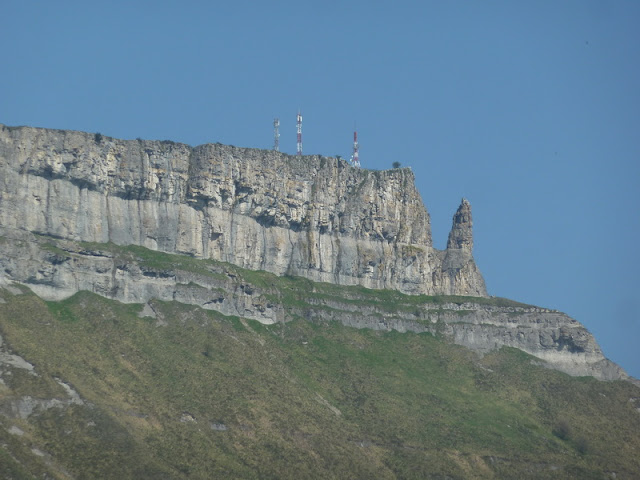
[447,198,474,252]
[438,198,487,296]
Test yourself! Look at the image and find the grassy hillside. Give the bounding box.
[1,284,639,479]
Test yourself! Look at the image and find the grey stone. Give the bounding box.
[8,425,24,436]
[138,303,157,319]
[0,123,486,297]
[447,198,474,251]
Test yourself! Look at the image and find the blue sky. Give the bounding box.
[3,1,639,378]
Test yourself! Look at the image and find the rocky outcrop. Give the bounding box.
[447,198,473,251]
[0,229,630,382]
[0,124,486,296]
[0,227,285,325]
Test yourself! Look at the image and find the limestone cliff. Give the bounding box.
[0,124,486,296]
[2,123,631,383]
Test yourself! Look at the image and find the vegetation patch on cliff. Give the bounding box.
[70,239,530,318]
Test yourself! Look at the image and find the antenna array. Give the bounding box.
[351,129,360,167]
[296,111,303,155]
[273,118,280,151]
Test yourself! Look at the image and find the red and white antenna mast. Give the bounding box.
[273,118,280,151]
[351,128,360,168]
[296,111,303,156]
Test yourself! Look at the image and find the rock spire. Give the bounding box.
[447,198,474,252]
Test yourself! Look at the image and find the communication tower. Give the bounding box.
[296,111,303,155]
[351,129,360,168]
[273,118,280,151]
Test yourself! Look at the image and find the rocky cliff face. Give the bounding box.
[0,124,486,296]
[1,123,631,383]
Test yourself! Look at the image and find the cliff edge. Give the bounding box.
[0,124,486,296]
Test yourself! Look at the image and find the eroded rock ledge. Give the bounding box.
[0,229,628,382]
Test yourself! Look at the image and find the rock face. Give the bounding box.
[1,123,631,383]
[0,124,486,296]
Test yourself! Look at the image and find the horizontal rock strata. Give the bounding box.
[0,124,486,296]
[0,230,628,382]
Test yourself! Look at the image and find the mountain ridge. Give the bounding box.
[0,122,633,383]
[1,123,639,479]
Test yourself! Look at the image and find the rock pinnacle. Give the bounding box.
[446,198,473,252]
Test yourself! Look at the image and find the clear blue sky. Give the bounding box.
[3,1,639,378]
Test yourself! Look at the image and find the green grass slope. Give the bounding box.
[0,285,639,479]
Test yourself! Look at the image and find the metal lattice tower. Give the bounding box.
[351,129,360,168]
[296,111,303,156]
[273,118,280,151]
